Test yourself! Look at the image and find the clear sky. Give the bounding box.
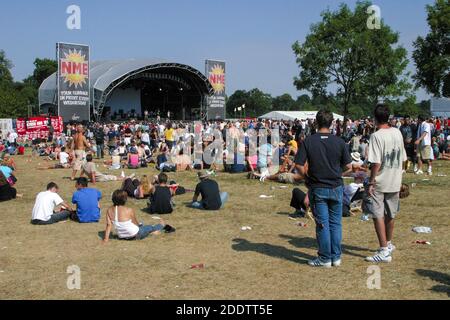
[0,0,435,101]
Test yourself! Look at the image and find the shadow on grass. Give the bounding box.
[98,231,119,240]
[279,234,370,258]
[276,211,306,219]
[231,238,315,265]
[416,269,450,297]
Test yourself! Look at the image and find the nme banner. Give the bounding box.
[205,60,226,120]
[57,42,90,122]
[16,116,63,141]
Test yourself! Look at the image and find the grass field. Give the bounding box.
[0,153,449,300]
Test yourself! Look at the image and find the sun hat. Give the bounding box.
[197,171,210,179]
[351,152,361,162]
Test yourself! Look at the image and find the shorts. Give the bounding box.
[95,174,118,182]
[363,189,400,219]
[278,172,295,184]
[73,150,86,171]
[419,145,432,160]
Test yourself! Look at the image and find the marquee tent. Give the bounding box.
[259,111,344,121]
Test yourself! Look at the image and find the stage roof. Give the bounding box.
[39,59,214,115]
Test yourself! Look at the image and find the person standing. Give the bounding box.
[71,125,90,180]
[400,117,414,173]
[364,104,407,263]
[415,116,433,175]
[295,110,352,268]
[94,125,105,159]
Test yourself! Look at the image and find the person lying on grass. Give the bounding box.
[121,175,154,199]
[81,153,131,184]
[102,190,175,243]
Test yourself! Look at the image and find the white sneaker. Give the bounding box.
[388,243,396,252]
[332,259,342,267]
[402,170,406,174]
[414,165,418,173]
[308,257,332,268]
[365,249,392,263]
[415,170,424,175]
[427,170,433,176]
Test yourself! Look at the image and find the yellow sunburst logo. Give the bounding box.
[209,64,225,94]
[60,49,89,88]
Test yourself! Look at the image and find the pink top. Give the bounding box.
[129,154,139,167]
[248,155,258,170]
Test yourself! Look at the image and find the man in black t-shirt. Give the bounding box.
[295,110,352,268]
[191,172,228,210]
[94,126,105,159]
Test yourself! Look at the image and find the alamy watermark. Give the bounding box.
[67,265,81,290]
[367,5,381,30]
[66,5,81,30]
[366,265,381,290]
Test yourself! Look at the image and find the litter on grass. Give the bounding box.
[259,195,274,199]
[413,240,431,245]
[412,226,432,234]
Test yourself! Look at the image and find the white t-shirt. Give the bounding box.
[31,191,64,221]
[59,152,69,165]
[344,183,362,206]
[8,132,18,144]
[141,132,150,143]
[418,122,431,146]
[368,128,407,193]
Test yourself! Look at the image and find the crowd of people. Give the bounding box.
[0,109,449,265]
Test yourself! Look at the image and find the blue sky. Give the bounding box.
[0,0,434,101]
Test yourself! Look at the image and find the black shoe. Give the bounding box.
[163,225,176,233]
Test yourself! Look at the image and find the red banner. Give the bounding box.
[17,116,63,140]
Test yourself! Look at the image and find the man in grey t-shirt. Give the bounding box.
[365,104,407,263]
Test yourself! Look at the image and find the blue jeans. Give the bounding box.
[31,210,71,225]
[191,192,229,210]
[309,186,343,263]
[96,144,105,158]
[135,224,164,240]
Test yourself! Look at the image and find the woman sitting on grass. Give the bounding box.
[102,190,175,243]
[0,170,22,202]
[121,175,154,199]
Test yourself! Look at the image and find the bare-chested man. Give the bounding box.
[71,125,90,180]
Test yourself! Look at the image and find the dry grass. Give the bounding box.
[0,153,449,300]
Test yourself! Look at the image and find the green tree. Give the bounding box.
[292,1,410,122]
[0,82,28,118]
[0,50,13,85]
[272,93,296,111]
[413,0,450,97]
[226,88,272,118]
[28,58,58,87]
[226,90,248,118]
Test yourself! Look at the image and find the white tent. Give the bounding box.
[259,111,344,121]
